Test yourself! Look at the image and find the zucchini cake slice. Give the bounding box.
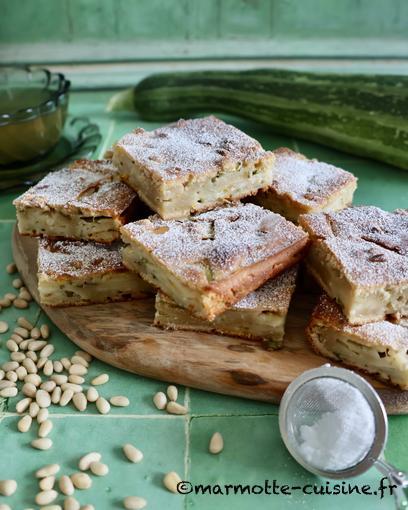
[112,116,275,219]
[307,294,408,390]
[14,159,139,243]
[253,148,357,222]
[121,203,308,321]
[154,267,298,349]
[299,206,408,325]
[38,238,152,306]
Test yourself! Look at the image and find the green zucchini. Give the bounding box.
[107,69,408,170]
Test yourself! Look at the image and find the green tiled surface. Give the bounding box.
[0,90,407,509]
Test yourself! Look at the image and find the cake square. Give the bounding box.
[112,116,275,219]
[14,159,139,243]
[299,206,408,325]
[253,148,357,222]
[37,238,152,306]
[307,294,408,390]
[154,267,298,349]
[121,203,308,321]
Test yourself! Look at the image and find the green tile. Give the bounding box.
[117,0,189,40]
[188,415,396,509]
[68,0,116,39]
[0,196,19,220]
[0,415,186,509]
[189,388,277,417]
[386,415,408,472]
[188,0,220,39]
[219,0,272,38]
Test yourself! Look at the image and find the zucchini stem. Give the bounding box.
[106,88,134,112]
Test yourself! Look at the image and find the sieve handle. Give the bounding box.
[375,457,408,510]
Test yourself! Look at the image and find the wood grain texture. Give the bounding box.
[12,227,408,414]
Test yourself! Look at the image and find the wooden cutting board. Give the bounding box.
[12,227,408,414]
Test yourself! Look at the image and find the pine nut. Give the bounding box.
[91,373,109,386]
[0,479,17,496]
[0,298,11,308]
[36,464,60,478]
[64,496,80,510]
[163,471,182,493]
[153,391,167,410]
[51,374,68,385]
[43,360,54,376]
[96,397,110,414]
[40,345,55,358]
[30,327,41,339]
[41,381,56,393]
[18,414,32,432]
[0,386,18,398]
[14,326,29,338]
[166,401,187,415]
[3,361,19,371]
[123,496,147,510]
[16,397,32,413]
[60,358,71,370]
[5,293,16,301]
[0,321,9,334]
[0,380,15,390]
[59,475,75,496]
[167,385,178,402]
[6,339,18,352]
[13,353,27,364]
[19,339,30,350]
[36,389,51,408]
[0,506,11,510]
[37,357,47,368]
[31,437,53,450]
[29,402,40,418]
[209,432,224,454]
[23,358,37,374]
[69,364,87,376]
[17,316,33,329]
[71,356,88,368]
[19,288,33,302]
[60,390,74,406]
[39,420,53,438]
[12,278,23,289]
[51,387,62,405]
[39,475,55,491]
[35,489,58,505]
[73,392,87,412]
[81,506,95,510]
[11,333,24,344]
[110,395,130,407]
[0,370,4,381]
[6,262,16,274]
[40,325,50,339]
[75,350,92,363]
[79,452,102,471]
[28,340,47,351]
[61,383,82,393]
[6,371,18,382]
[53,361,63,373]
[71,472,92,490]
[25,373,41,386]
[86,387,98,403]
[123,444,143,463]
[40,505,61,510]
[37,408,49,424]
[14,298,28,309]
[16,367,28,380]
[90,461,109,476]
[68,375,85,385]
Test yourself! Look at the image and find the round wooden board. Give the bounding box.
[12,227,408,414]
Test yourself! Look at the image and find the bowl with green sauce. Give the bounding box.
[0,66,70,166]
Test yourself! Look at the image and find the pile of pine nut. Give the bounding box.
[0,263,224,508]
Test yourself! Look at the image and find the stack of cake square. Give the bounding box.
[300,206,408,389]
[13,159,152,306]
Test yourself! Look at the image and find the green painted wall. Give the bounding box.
[1,0,408,64]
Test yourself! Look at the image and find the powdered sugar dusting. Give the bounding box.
[302,206,408,286]
[234,266,298,311]
[38,238,126,278]
[14,159,136,216]
[271,148,356,205]
[114,116,270,181]
[315,294,408,350]
[122,203,307,286]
